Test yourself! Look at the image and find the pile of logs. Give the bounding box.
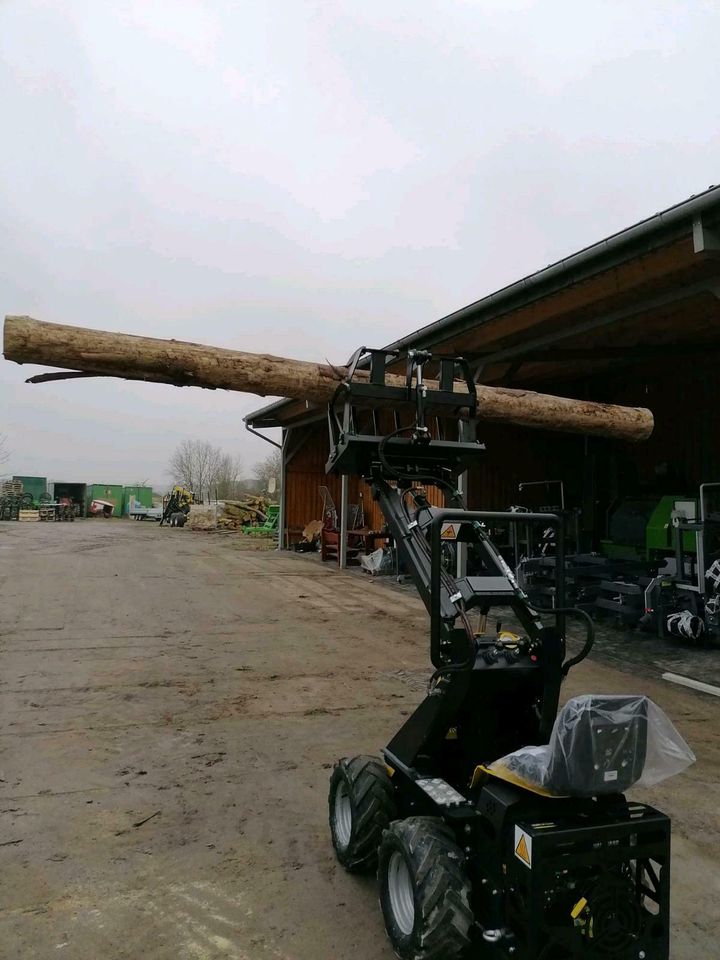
[186,497,275,532]
[218,496,272,530]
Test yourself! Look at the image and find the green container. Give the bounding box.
[13,475,47,504]
[123,485,153,514]
[87,483,125,518]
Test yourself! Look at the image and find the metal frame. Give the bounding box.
[455,419,470,578]
[697,482,720,590]
[339,473,349,568]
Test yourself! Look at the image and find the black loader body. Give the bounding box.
[325,349,673,960]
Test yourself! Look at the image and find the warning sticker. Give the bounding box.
[514,825,532,868]
[441,522,460,540]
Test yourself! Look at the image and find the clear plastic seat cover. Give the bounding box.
[488,695,695,797]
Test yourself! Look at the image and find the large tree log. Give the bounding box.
[3,316,653,441]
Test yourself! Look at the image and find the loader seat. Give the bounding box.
[544,695,649,796]
[485,695,649,798]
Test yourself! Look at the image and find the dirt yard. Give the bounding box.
[1,521,718,959]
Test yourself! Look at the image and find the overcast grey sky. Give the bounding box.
[2,0,719,487]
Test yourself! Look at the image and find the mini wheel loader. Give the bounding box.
[326,350,694,960]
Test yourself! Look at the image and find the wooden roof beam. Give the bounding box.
[472,277,720,374]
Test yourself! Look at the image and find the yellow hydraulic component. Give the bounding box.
[571,897,588,920]
[170,485,193,507]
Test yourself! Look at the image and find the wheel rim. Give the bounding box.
[333,781,352,850]
[387,850,415,935]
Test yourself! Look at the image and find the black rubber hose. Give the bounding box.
[377,424,414,479]
[541,605,595,676]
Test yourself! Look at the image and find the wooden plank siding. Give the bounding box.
[283,416,578,541]
[284,415,451,540]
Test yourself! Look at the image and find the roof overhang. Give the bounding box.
[245,185,720,430]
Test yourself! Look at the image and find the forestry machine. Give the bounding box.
[325,348,693,960]
[160,485,193,527]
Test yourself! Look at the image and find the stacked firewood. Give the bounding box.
[218,496,272,530]
[189,510,217,531]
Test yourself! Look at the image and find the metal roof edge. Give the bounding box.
[243,397,293,426]
[382,183,720,353]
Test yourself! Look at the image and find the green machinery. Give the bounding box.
[600,495,698,562]
[519,493,713,634]
[242,503,280,536]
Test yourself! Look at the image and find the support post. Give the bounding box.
[277,428,289,551]
[456,420,469,579]
[339,473,349,569]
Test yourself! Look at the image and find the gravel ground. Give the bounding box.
[0,520,718,959]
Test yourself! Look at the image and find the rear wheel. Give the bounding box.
[329,755,395,873]
[378,817,473,960]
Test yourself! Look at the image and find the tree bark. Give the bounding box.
[3,316,653,441]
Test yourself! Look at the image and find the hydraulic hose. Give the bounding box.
[539,605,595,676]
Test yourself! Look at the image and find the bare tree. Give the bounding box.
[168,440,243,502]
[253,449,282,495]
[168,439,218,502]
[0,433,9,466]
[211,453,244,500]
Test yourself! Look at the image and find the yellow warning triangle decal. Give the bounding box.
[515,834,531,867]
[441,524,457,539]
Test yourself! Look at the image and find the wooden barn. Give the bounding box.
[245,185,720,561]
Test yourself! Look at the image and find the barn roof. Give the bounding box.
[246,183,720,430]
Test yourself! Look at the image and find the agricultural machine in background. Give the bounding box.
[160,485,193,527]
[324,349,693,960]
[516,485,720,645]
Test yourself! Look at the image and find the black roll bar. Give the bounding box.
[429,510,566,660]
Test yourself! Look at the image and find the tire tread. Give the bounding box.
[329,755,395,873]
[379,817,473,960]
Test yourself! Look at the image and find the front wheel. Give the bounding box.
[329,755,395,873]
[378,817,473,960]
